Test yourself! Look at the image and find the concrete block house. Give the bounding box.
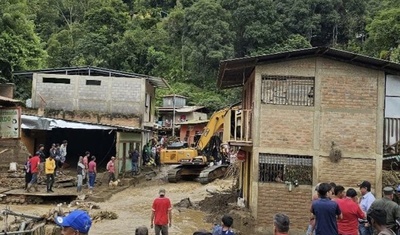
[217,47,400,232]
[15,67,169,172]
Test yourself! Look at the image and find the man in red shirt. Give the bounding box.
[151,188,172,235]
[337,188,366,235]
[26,154,40,192]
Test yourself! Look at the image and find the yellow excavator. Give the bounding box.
[160,104,240,184]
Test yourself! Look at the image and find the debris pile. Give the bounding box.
[68,200,100,210]
[382,170,400,187]
[91,211,118,222]
[0,207,46,233]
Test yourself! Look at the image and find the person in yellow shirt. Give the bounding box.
[45,155,56,193]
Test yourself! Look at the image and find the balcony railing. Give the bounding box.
[384,118,400,155]
[228,109,252,144]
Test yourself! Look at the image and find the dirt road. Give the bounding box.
[6,176,235,235]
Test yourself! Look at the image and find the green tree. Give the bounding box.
[365,8,400,59]
[182,0,234,86]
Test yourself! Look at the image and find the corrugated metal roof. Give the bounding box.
[21,115,149,132]
[218,47,400,89]
[0,96,22,104]
[14,66,170,89]
[157,106,205,112]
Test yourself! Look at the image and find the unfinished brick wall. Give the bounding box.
[253,57,381,231]
[260,108,314,150]
[318,156,376,189]
[257,183,311,231]
[320,111,377,153]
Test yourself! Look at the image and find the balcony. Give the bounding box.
[225,109,253,146]
[384,118,400,155]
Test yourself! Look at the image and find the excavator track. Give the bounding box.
[198,164,228,184]
[167,166,183,183]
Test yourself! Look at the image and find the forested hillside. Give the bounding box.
[1,0,399,111]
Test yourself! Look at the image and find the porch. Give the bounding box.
[224,108,253,146]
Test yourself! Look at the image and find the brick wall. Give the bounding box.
[260,108,314,150]
[318,156,376,189]
[320,76,378,109]
[252,57,382,231]
[257,183,311,231]
[32,73,144,115]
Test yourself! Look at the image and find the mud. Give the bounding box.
[0,166,255,235]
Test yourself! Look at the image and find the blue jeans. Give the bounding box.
[132,162,139,174]
[88,172,96,189]
[359,223,373,235]
[29,173,38,184]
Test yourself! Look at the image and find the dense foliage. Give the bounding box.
[0,0,399,110]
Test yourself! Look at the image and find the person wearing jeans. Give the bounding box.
[88,156,97,194]
[131,149,140,175]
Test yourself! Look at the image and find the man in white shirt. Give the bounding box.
[358,181,376,235]
[59,140,68,173]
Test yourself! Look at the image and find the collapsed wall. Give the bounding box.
[0,139,30,169]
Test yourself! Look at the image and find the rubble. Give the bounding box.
[68,200,100,210]
[91,211,118,222]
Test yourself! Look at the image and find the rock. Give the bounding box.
[174,198,192,208]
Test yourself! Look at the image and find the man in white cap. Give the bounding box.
[55,209,92,235]
[151,188,172,235]
[368,186,400,232]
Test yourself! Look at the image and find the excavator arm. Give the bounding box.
[196,107,230,151]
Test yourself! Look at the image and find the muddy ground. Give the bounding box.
[0,165,255,235]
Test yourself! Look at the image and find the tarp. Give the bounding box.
[21,115,114,130]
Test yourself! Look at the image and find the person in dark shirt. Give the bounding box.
[36,144,46,175]
[131,149,140,175]
[311,182,342,235]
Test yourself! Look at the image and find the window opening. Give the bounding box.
[259,153,312,185]
[86,80,101,86]
[43,78,70,84]
[261,76,314,106]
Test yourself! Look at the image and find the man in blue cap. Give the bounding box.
[55,210,92,235]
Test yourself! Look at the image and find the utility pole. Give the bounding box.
[172,94,176,137]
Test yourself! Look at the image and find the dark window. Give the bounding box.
[43,78,70,84]
[261,75,315,106]
[86,80,101,86]
[259,153,313,185]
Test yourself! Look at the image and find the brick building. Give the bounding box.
[217,47,400,233]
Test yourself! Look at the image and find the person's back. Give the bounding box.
[311,183,341,235]
[336,188,365,235]
[30,155,40,173]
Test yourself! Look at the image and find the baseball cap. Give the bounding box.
[358,181,371,191]
[55,210,92,233]
[159,188,166,196]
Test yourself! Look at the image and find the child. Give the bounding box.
[212,215,235,235]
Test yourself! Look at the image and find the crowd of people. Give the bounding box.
[23,141,120,195]
[308,181,400,235]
